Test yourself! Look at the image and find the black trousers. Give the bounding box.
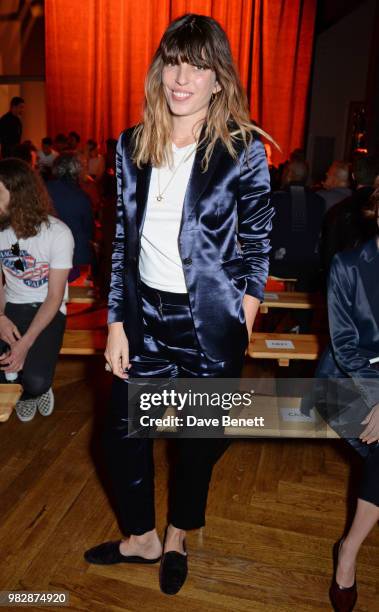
[0,302,66,399]
[359,444,379,507]
[103,283,245,535]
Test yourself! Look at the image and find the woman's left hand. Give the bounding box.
[360,403,379,444]
[0,337,30,373]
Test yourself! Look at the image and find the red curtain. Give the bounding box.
[45,0,316,165]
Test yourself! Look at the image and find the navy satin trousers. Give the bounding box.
[103,282,245,535]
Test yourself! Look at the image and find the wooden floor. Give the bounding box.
[0,357,378,611]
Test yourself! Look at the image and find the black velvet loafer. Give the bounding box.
[84,540,161,565]
[159,543,188,595]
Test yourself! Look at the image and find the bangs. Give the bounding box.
[161,27,215,70]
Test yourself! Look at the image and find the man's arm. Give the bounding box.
[0,280,5,313]
[22,268,69,347]
[0,272,22,345]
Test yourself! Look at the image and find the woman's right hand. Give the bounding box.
[0,315,21,346]
[104,322,131,379]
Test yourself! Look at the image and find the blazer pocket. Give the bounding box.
[221,257,248,280]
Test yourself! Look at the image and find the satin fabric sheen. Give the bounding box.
[103,284,244,534]
[317,238,379,409]
[314,238,379,457]
[108,127,273,361]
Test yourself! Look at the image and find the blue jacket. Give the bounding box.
[108,126,273,361]
[47,179,94,266]
[317,238,379,411]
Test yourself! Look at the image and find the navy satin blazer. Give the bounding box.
[317,238,379,410]
[108,126,273,361]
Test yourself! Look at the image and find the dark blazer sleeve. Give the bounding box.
[107,131,126,324]
[237,137,273,301]
[328,253,379,408]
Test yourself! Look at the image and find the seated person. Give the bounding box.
[0,158,74,422]
[314,188,379,610]
[85,139,105,182]
[36,136,58,180]
[269,159,325,292]
[47,153,94,282]
[320,155,379,273]
[316,160,352,211]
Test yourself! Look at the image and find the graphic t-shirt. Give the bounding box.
[0,216,74,314]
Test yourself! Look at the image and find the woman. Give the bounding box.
[84,14,273,595]
[316,188,379,611]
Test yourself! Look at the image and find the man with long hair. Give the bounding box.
[0,158,74,421]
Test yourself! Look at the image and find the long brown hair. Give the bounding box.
[133,13,276,171]
[0,158,52,238]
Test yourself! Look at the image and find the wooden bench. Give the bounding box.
[248,332,326,367]
[0,330,106,423]
[260,291,323,314]
[68,286,96,304]
[0,384,23,422]
[224,395,339,438]
[156,396,339,439]
[60,329,106,355]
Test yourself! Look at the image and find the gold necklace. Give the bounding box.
[156,145,196,202]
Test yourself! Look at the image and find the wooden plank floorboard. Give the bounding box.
[0,359,378,610]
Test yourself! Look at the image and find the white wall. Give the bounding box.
[20,81,47,146]
[0,6,47,149]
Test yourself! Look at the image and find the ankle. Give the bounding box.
[130,530,160,546]
[340,538,359,559]
[167,524,185,537]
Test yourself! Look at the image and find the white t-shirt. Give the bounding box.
[139,143,196,293]
[0,216,74,314]
[37,149,58,169]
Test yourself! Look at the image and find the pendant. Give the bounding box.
[156,195,163,202]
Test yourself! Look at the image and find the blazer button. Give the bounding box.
[183,257,192,265]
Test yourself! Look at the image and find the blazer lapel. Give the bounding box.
[182,136,225,221]
[135,130,232,236]
[136,163,152,238]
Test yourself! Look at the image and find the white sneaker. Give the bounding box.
[15,398,37,422]
[36,388,55,416]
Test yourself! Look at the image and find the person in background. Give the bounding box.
[269,159,324,331]
[103,138,117,197]
[320,155,379,273]
[22,141,38,168]
[317,161,352,211]
[0,158,73,422]
[12,143,33,166]
[0,97,25,158]
[275,147,305,190]
[85,139,105,182]
[67,131,81,153]
[315,188,379,611]
[47,153,94,283]
[37,137,58,180]
[54,133,68,153]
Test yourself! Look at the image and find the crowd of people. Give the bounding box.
[0,97,118,292]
